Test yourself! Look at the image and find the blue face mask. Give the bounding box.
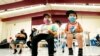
[68,16,76,23]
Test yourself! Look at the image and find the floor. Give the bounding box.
[0,46,100,56]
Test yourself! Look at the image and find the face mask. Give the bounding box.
[43,18,51,24]
[68,16,76,23]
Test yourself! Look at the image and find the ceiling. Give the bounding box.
[0,0,23,5]
[0,0,100,10]
[0,0,100,20]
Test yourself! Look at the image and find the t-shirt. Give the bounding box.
[65,22,79,33]
[39,24,58,34]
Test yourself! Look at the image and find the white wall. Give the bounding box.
[0,19,2,37]
[0,19,2,41]
[1,18,31,41]
[77,14,100,39]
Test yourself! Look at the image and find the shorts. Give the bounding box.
[13,39,26,44]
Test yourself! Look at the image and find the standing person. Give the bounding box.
[27,28,37,49]
[32,13,58,56]
[10,29,27,54]
[65,10,83,56]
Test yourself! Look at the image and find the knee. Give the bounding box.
[67,34,73,38]
[67,34,73,40]
[76,33,83,40]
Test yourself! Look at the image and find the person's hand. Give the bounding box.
[66,31,72,34]
[48,30,57,37]
[75,27,80,33]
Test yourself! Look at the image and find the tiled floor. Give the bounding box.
[0,46,100,56]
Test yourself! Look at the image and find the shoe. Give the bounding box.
[18,49,22,54]
[32,55,37,56]
[54,50,56,53]
[13,49,17,54]
[69,48,73,55]
[78,49,83,56]
[49,54,54,56]
[62,49,64,53]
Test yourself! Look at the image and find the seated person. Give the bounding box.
[32,13,57,56]
[65,10,83,56]
[10,29,27,54]
[96,34,100,46]
[27,28,37,49]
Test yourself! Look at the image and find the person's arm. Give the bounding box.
[15,33,20,38]
[75,23,83,33]
[48,30,57,37]
[24,33,27,41]
[48,24,58,37]
[29,34,32,41]
[64,23,71,34]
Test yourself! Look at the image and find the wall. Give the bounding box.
[1,18,31,41]
[0,19,2,41]
[77,14,100,39]
[0,20,7,41]
[0,19,1,37]
[32,15,68,25]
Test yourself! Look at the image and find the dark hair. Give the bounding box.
[54,20,61,25]
[20,29,24,33]
[32,28,37,32]
[66,10,77,18]
[43,13,51,18]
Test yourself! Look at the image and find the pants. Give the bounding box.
[32,34,54,56]
[27,41,32,49]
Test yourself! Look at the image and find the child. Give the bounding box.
[65,10,83,56]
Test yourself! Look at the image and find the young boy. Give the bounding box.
[65,10,83,56]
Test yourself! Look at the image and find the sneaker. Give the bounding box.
[49,54,54,56]
[62,49,64,53]
[18,49,22,54]
[69,48,73,55]
[78,49,83,56]
[13,49,17,54]
[54,50,56,53]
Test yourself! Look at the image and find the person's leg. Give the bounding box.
[66,33,73,55]
[32,34,43,56]
[10,43,17,54]
[18,41,24,54]
[75,33,83,56]
[61,41,66,53]
[10,40,18,54]
[27,41,32,49]
[46,35,54,56]
[54,38,58,53]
